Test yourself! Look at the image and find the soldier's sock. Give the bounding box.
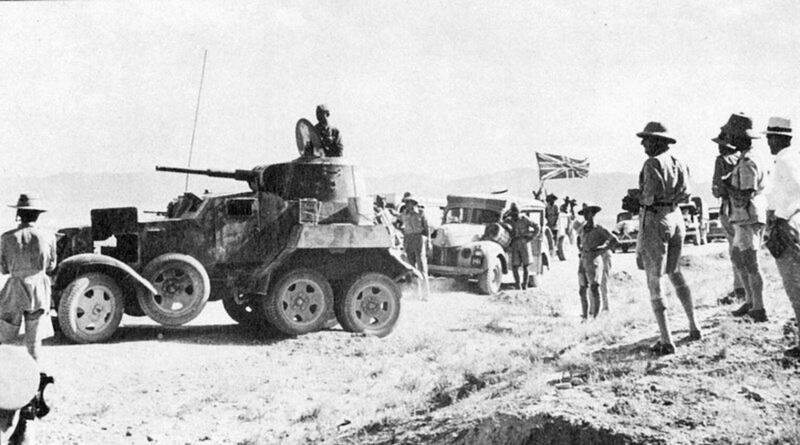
[579,286,588,319]
[651,298,672,345]
[590,284,600,317]
[522,266,529,290]
[670,272,697,332]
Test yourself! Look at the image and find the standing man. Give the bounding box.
[763,117,800,357]
[399,194,431,300]
[503,203,539,290]
[576,204,618,319]
[314,104,344,157]
[0,194,56,362]
[635,122,701,356]
[712,129,746,304]
[723,114,770,322]
[545,194,565,260]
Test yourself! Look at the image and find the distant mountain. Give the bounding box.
[0,168,715,230]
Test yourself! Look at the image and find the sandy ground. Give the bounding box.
[5,240,800,444]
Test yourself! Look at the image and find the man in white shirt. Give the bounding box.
[764,117,800,358]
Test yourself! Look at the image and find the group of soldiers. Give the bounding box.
[632,114,800,357]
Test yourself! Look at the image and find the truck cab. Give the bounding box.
[428,194,549,294]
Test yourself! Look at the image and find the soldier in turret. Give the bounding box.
[314,104,343,157]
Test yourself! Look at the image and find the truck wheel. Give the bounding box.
[222,296,261,326]
[477,257,503,295]
[263,268,333,336]
[140,253,211,326]
[336,273,401,337]
[58,273,124,344]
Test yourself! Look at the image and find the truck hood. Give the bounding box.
[431,224,484,248]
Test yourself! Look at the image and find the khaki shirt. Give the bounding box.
[504,215,538,239]
[578,223,617,260]
[0,223,57,277]
[0,223,57,316]
[400,209,428,236]
[729,150,770,224]
[638,152,690,207]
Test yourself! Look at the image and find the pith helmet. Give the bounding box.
[763,116,792,137]
[578,203,602,216]
[721,113,760,140]
[546,194,558,203]
[636,122,676,144]
[8,193,47,212]
[402,193,418,204]
[0,346,39,410]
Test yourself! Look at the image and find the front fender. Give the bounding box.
[55,253,157,296]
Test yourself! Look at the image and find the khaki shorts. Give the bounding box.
[733,223,764,251]
[0,310,52,343]
[509,238,532,266]
[578,254,603,286]
[636,208,684,276]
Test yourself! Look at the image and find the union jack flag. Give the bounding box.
[535,152,590,181]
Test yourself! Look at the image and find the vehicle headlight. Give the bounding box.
[461,248,472,259]
[431,229,439,239]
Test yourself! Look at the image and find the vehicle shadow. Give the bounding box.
[44,323,348,347]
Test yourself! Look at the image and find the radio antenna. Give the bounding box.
[185,49,208,193]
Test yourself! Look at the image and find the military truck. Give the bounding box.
[612,211,638,253]
[52,130,415,343]
[427,194,549,294]
[680,196,708,245]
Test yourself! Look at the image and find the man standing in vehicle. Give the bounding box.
[504,203,539,290]
[723,114,770,322]
[712,128,745,304]
[635,122,701,356]
[400,194,431,300]
[763,117,800,357]
[314,104,343,157]
[0,194,56,363]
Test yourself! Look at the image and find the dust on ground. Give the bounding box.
[13,241,800,445]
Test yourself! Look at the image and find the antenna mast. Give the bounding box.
[185,49,208,192]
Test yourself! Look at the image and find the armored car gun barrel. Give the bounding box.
[156,165,268,192]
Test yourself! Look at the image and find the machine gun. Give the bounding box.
[156,165,269,193]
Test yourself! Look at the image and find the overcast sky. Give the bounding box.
[1,1,798,184]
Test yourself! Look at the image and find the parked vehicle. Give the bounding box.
[427,194,549,294]
[51,131,415,343]
[612,211,638,253]
[706,206,727,242]
[680,196,708,245]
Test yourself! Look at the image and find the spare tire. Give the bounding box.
[484,223,511,248]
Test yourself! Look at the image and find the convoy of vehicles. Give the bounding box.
[427,194,549,294]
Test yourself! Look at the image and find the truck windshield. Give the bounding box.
[444,207,500,224]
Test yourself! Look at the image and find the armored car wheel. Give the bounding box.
[222,296,262,326]
[477,257,503,295]
[263,268,333,336]
[335,273,401,337]
[140,253,211,326]
[58,273,124,344]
